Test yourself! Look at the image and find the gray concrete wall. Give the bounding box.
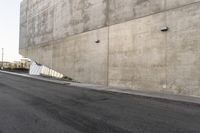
[20,0,200,96]
[109,3,200,96]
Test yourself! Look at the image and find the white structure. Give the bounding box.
[29,61,63,78]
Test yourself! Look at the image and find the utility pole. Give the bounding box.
[1,48,4,70]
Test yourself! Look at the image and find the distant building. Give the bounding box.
[0,58,31,70]
[0,61,12,69]
[13,58,31,69]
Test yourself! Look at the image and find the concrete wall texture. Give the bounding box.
[19,0,200,97]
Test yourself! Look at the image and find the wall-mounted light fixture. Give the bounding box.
[161,26,169,32]
[95,40,100,44]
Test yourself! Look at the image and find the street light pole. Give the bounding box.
[1,48,4,70]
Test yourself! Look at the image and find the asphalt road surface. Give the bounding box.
[0,72,200,133]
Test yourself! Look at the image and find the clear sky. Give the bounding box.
[0,0,22,62]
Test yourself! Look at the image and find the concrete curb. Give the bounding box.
[72,84,200,106]
[0,70,70,85]
[1,70,200,105]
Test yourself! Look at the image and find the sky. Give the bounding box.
[0,0,22,62]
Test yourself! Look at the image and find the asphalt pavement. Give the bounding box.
[0,72,200,133]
